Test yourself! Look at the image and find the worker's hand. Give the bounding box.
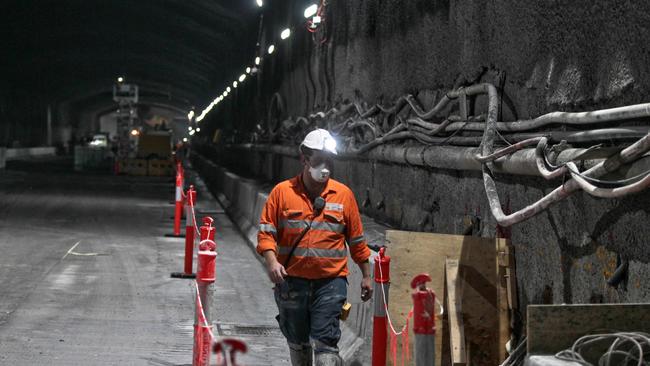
[360,276,373,302]
[267,260,288,284]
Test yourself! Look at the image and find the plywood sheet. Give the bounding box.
[384,230,510,366]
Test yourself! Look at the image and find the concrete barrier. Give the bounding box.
[247,191,269,245]
[190,152,386,365]
[5,147,56,160]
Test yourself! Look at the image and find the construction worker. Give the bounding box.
[257,129,373,366]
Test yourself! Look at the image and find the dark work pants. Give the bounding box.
[274,276,347,353]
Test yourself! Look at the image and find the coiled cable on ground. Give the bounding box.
[554,332,650,366]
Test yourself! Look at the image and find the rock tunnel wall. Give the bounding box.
[198,0,650,314]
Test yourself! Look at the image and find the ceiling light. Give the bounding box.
[255,57,261,65]
[130,129,139,136]
[187,110,194,120]
[188,126,192,131]
[189,130,195,136]
[239,74,246,82]
[183,138,188,142]
[304,4,318,18]
[226,87,231,93]
[267,44,275,54]
[224,91,229,96]
[233,81,238,88]
[280,28,291,40]
[246,67,251,74]
[256,0,263,7]
[117,76,124,83]
[196,128,201,132]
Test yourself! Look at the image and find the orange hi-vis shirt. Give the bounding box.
[257,174,371,279]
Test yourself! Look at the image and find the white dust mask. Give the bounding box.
[309,163,330,183]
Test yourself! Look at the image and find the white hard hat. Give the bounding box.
[300,128,337,155]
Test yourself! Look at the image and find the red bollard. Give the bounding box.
[178,161,185,191]
[214,338,247,366]
[166,168,186,238]
[372,247,391,366]
[172,186,197,279]
[200,217,215,243]
[411,274,436,366]
[193,231,217,366]
[184,186,197,274]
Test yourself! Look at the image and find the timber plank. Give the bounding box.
[446,258,467,366]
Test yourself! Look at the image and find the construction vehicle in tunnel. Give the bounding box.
[118,130,175,176]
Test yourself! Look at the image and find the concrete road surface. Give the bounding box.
[0,157,289,365]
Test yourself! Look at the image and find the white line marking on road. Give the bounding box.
[62,241,80,260]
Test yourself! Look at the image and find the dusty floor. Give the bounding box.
[0,157,289,365]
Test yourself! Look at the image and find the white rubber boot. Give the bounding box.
[314,352,342,366]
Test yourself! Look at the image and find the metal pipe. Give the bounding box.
[503,102,650,131]
[229,143,649,178]
[475,137,544,163]
[452,82,650,227]
[486,132,650,226]
[324,94,650,133]
[535,137,569,180]
[566,161,650,198]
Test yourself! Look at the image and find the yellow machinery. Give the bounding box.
[119,131,174,176]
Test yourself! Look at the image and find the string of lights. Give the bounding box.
[189,1,326,131]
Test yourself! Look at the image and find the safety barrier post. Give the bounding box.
[372,247,390,366]
[411,274,436,366]
[172,186,197,278]
[193,219,217,366]
[184,186,197,274]
[213,338,247,366]
[166,167,186,237]
[169,161,184,203]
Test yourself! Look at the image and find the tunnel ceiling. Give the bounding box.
[2,0,260,111]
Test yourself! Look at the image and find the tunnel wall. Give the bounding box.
[199,0,650,316]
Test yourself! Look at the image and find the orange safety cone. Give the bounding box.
[165,173,185,238]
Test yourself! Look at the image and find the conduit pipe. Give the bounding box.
[566,161,650,198]
[406,102,650,133]
[348,125,647,148]
[325,95,650,134]
[230,143,647,178]
[535,137,569,180]
[473,81,650,226]
[535,137,650,198]
[475,137,544,163]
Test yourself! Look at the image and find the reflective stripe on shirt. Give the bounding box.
[349,235,365,246]
[278,246,348,258]
[259,223,277,237]
[279,219,345,234]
